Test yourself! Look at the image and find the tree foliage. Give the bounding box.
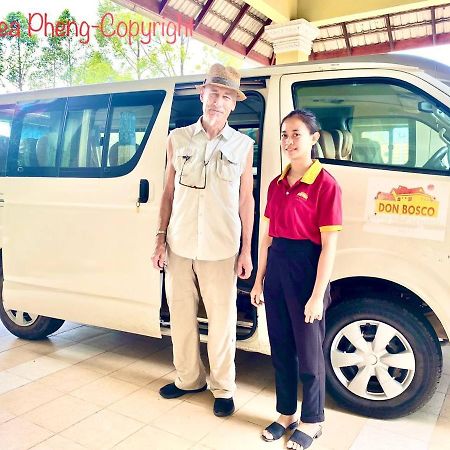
[73,51,132,85]
[54,9,84,86]
[96,0,190,78]
[193,44,242,74]
[4,11,38,91]
[29,36,65,89]
[0,3,238,93]
[96,1,148,80]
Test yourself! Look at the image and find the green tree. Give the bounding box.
[193,44,242,73]
[147,34,190,77]
[96,0,150,79]
[96,0,190,79]
[29,39,65,89]
[73,50,132,84]
[4,11,38,91]
[54,9,85,86]
[29,8,92,89]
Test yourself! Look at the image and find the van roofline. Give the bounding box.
[0,53,448,104]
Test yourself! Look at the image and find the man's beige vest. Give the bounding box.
[167,118,253,261]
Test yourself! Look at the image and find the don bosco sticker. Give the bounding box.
[375,186,439,218]
[364,180,449,241]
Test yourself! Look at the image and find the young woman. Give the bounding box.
[250,109,342,450]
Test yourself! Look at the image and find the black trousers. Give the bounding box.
[263,237,330,423]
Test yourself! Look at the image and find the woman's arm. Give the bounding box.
[304,230,339,322]
[250,220,273,306]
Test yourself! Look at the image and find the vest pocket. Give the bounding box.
[173,147,193,172]
[216,153,240,182]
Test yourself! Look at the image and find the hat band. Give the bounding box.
[204,76,240,90]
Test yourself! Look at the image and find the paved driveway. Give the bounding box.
[0,321,449,449]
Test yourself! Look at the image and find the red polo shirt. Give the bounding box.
[264,160,342,245]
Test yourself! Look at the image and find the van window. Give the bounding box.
[7,90,165,177]
[104,91,163,177]
[60,95,109,171]
[0,105,14,176]
[238,127,260,176]
[107,106,151,167]
[14,99,65,176]
[293,80,450,173]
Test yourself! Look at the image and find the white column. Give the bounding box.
[265,18,320,63]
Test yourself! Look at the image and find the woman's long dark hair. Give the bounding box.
[280,109,321,158]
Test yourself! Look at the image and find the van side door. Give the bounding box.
[3,80,174,337]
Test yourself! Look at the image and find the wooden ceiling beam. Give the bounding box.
[194,0,215,31]
[246,18,271,54]
[222,3,250,43]
[159,0,170,14]
[385,14,394,51]
[431,6,437,46]
[269,52,276,65]
[341,22,352,56]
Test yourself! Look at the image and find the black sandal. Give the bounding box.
[287,425,322,449]
[261,420,298,442]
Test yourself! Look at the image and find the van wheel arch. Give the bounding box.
[330,276,447,340]
[0,252,65,340]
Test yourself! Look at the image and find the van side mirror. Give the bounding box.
[418,101,433,113]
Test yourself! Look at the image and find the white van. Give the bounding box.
[0,55,448,419]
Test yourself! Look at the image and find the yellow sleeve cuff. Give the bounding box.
[319,225,342,232]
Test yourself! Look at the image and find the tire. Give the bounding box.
[0,264,64,340]
[324,297,442,419]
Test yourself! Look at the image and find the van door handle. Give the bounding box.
[136,179,149,207]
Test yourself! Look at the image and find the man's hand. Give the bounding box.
[236,252,252,279]
[152,237,167,270]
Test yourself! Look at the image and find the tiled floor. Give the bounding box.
[0,320,449,450]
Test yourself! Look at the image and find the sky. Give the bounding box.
[0,0,449,72]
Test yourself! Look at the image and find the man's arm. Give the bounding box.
[151,136,176,269]
[237,144,254,279]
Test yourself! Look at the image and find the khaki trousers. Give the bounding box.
[165,247,237,398]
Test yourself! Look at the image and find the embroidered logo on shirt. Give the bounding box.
[297,192,308,200]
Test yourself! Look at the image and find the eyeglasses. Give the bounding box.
[178,155,207,189]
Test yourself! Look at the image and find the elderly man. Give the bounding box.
[152,64,254,417]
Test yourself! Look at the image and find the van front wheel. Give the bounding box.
[324,298,442,419]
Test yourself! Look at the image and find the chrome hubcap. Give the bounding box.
[6,309,39,327]
[330,320,415,400]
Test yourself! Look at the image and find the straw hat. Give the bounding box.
[197,63,246,101]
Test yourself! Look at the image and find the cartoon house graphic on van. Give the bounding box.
[375,185,439,218]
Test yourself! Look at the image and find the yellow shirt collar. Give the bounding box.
[277,160,322,185]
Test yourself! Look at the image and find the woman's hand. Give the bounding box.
[250,281,264,307]
[304,295,324,323]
